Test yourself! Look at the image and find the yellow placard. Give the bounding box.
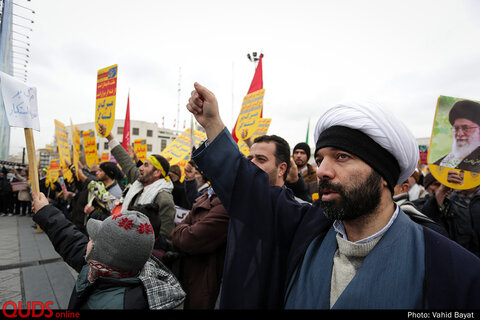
[95,64,118,137]
[70,120,81,179]
[48,159,61,183]
[54,119,73,182]
[100,152,110,163]
[254,118,271,136]
[234,89,265,140]
[44,165,52,188]
[238,118,272,157]
[175,159,189,183]
[134,139,147,162]
[83,130,98,169]
[428,164,480,190]
[54,119,70,167]
[161,128,207,165]
[427,95,480,189]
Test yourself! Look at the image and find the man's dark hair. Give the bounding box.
[253,135,291,180]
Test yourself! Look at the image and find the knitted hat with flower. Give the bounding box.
[85,211,154,273]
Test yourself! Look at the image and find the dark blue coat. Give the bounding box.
[193,128,480,309]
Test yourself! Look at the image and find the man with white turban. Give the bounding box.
[186,82,480,309]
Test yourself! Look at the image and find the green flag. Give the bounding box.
[305,118,310,144]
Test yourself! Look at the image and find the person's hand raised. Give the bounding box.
[286,158,299,183]
[184,162,196,181]
[186,82,224,141]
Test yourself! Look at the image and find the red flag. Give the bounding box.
[247,54,263,95]
[122,93,131,153]
[232,54,263,142]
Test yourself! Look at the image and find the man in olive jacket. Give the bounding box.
[99,124,176,242]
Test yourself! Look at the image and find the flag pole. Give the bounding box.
[305,117,310,144]
[24,128,42,232]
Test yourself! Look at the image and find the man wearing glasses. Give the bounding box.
[435,100,480,173]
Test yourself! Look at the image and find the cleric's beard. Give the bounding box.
[318,169,383,222]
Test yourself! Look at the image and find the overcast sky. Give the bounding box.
[7,0,480,156]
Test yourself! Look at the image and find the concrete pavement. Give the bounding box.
[0,214,77,309]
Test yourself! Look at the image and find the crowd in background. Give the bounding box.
[0,165,33,217]
[1,117,479,309]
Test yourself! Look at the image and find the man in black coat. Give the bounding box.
[0,167,13,216]
[415,171,480,257]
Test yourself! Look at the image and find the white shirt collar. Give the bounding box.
[333,205,400,244]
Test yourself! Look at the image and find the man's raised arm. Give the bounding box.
[186,82,244,211]
[98,122,140,183]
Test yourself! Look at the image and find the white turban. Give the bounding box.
[314,99,419,186]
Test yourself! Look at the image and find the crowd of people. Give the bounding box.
[1,84,480,310]
[0,166,33,217]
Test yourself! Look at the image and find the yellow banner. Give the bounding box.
[83,130,98,169]
[95,64,118,138]
[48,159,60,184]
[44,165,52,188]
[234,89,265,140]
[70,120,81,179]
[54,119,70,166]
[161,128,207,165]
[238,118,272,156]
[100,152,110,163]
[134,139,147,162]
[54,119,73,182]
[175,159,189,183]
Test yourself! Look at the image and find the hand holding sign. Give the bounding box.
[446,170,464,185]
[234,89,265,140]
[95,65,117,138]
[32,192,49,214]
[98,122,113,141]
[428,96,480,189]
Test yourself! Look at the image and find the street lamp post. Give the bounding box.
[247,52,262,71]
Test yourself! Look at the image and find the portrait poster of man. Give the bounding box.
[428,95,480,189]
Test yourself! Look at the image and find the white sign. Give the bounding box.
[174,205,190,223]
[0,71,40,131]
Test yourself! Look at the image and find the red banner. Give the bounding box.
[232,54,263,142]
[122,93,131,153]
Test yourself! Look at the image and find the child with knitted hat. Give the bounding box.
[32,192,185,309]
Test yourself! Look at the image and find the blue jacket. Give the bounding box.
[193,128,480,309]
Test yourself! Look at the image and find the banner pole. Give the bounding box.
[24,128,42,232]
